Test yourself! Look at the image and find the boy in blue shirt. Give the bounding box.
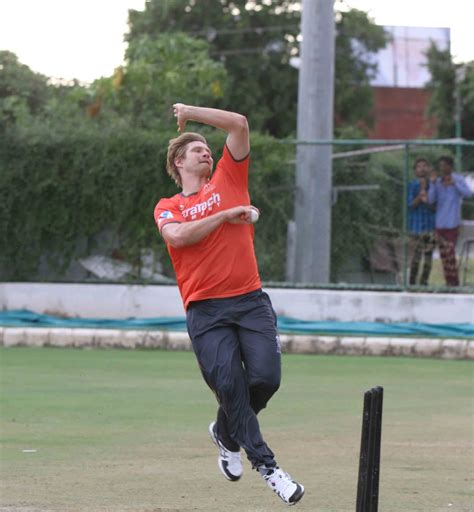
[407,158,436,285]
[428,156,473,286]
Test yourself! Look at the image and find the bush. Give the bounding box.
[0,125,292,282]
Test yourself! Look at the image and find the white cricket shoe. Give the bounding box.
[208,422,243,482]
[263,467,305,506]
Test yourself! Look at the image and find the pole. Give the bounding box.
[454,72,462,172]
[291,0,335,284]
[402,144,410,289]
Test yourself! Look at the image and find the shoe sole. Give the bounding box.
[208,422,242,482]
[288,484,305,506]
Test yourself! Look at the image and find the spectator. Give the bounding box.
[428,156,473,286]
[407,158,436,285]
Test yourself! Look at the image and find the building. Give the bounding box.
[369,26,450,139]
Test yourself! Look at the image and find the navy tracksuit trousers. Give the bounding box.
[186,289,281,469]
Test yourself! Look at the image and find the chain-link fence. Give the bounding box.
[2,136,473,291]
[325,140,474,290]
[253,139,474,291]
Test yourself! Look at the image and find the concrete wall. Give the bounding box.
[1,282,473,324]
[1,327,471,359]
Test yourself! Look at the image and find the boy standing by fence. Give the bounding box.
[428,156,473,286]
[407,158,436,285]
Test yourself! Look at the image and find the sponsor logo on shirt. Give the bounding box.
[182,192,221,220]
[158,210,174,226]
[203,182,216,194]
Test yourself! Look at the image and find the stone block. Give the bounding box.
[365,337,390,356]
[3,328,27,347]
[278,334,293,353]
[390,338,415,357]
[93,329,123,348]
[441,339,468,360]
[48,328,75,347]
[71,329,98,348]
[413,338,442,358]
[118,330,142,349]
[145,331,167,348]
[338,337,365,356]
[166,332,192,351]
[313,336,339,355]
[290,335,318,354]
[25,328,51,347]
[466,341,474,360]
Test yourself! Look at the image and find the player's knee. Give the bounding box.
[249,375,281,413]
[264,372,281,394]
[251,368,281,393]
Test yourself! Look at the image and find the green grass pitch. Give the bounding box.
[1,346,472,511]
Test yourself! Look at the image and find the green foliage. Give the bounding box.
[127,0,388,137]
[0,125,292,282]
[41,81,93,125]
[425,44,474,141]
[331,150,403,281]
[0,51,51,129]
[425,44,456,138]
[249,136,294,280]
[329,145,460,282]
[334,8,389,133]
[127,0,301,136]
[459,61,474,140]
[0,124,171,279]
[107,32,228,127]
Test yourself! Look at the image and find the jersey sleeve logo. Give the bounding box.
[158,210,174,226]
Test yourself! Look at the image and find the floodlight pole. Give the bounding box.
[290,0,335,284]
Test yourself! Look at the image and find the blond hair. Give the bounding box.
[166,132,208,188]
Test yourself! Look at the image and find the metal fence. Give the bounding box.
[282,139,474,291]
[5,138,474,292]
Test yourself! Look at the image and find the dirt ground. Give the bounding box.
[1,349,472,512]
[2,429,473,512]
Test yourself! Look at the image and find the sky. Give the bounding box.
[0,0,472,84]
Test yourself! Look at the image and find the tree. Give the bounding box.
[425,43,474,140]
[0,51,51,129]
[126,0,388,137]
[334,7,388,134]
[104,32,228,127]
[0,51,97,133]
[460,63,474,140]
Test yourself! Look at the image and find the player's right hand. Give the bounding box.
[226,205,259,224]
[173,103,188,132]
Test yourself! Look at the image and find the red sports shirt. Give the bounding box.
[154,145,261,309]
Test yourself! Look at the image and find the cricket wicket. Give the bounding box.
[356,386,384,512]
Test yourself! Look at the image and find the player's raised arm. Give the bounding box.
[173,103,249,160]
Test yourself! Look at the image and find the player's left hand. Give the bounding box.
[239,206,260,223]
[173,103,188,132]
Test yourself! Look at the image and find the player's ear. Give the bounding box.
[174,156,183,170]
